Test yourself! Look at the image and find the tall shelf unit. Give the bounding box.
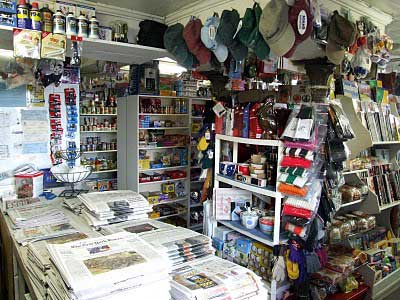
[188,97,212,231]
[118,95,210,227]
[79,89,118,191]
[213,134,289,300]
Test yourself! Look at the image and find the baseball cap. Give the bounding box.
[183,18,212,65]
[285,0,313,58]
[200,14,229,63]
[326,11,357,65]
[259,0,295,57]
[217,9,248,61]
[237,3,270,60]
[164,23,198,69]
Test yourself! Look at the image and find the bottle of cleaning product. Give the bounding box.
[66,11,77,35]
[88,15,99,39]
[53,10,65,35]
[40,4,53,32]
[30,2,41,30]
[77,14,88,38]
[17,0,30,29]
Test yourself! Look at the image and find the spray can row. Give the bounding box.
[16,0,99,39]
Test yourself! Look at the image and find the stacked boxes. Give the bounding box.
[248,242,274,282]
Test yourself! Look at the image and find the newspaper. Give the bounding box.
[15,222,78,245]
[28,231,101,271]
[62,197,84,214]
[100,219,176,235]
[170,256,268,300]
[7,201,69,229]
[81,210,149,227]
[140,227,212,254]
[78,190,150,213]
[47,232,170,300]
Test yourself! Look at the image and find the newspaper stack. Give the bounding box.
[140,227,215,267]
[170,256,269,300]
[100,218,176,235]
[7,201,69,229]
[78,190,153,227]
[26,230,101,299]
[47,232,171,300]
[7,201,76,245]
[62,197,85,214]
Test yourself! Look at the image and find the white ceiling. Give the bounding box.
[94,0,197,17]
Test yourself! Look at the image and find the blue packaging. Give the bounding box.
[212,237,224,251]
[242,103,250,138]
[0,1,17,13]
[16,1,29,28]
[0,12,16,27]
[236,238,252,254]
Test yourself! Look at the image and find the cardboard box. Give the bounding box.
[15,171,43,198]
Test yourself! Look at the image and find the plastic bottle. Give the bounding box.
[66,11,77,35]
[29,2,41,30]
[88,15,99,39]
[53,10,65,35]
[77,14,88,38]
[17,0,30,29]
[40,4,53,32]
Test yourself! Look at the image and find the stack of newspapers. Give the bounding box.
[78,190,153,227]
[47,233,171,300]
[139,227,215,267]
[170,256,269,300]
[7,202,76,245]
[100,218,176,235]
[26,230,101,299]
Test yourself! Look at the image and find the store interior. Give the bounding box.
[1,0,400,300]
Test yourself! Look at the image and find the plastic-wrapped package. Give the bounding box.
[281,156,312,168]
[282,105,315,142]
[279,183,309,197]
[283,147,315,161]
[280,166,309,178]
[328,101,355,141]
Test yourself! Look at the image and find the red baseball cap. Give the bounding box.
[284,0,313,58]
[183,18,212,65]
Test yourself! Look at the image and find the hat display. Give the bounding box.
[259,0,295,57]
[326,11,357,65]
[285,0,313,58]
[164,23,198,69]
[237,3,270,60]
[200,14,229,63]
[216,9,249,61]
[183,18,212,65]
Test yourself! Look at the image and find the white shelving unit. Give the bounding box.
[118,95,210,226]
[213,134,285,300]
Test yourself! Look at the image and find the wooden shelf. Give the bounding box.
[139,113,188,116]
[139,127,189,130]
[216,134,282,147]
[379,201,400,211]
[81,130,117,133]
[139,177,187,185]
[138,145,187,150]
[82,150,117,154]
[216,174,278,198]
[140,165,188,172]
[80,114,117,116]
[0,26,170,64]
[151,198,188,207]
[218,220,287,247]
[343,169,368,175]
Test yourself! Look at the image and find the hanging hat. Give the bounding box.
[164,23,198,69]
[326,11,357,65]
[259,0,295,57]
[200,14,229,63]
[284,0,313,58]
[216,9,249,61]
[183,18,212,65]
[237,3,270,60]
